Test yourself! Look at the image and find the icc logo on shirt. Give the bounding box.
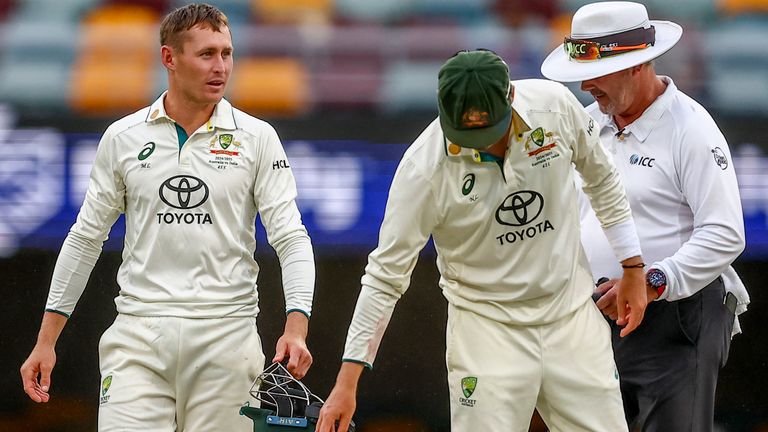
[629,154,655,167]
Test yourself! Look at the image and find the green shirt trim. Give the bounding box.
[174,123,189,150]
[478,151,504,169]
[342,358,373,370]
[286,309,310,319]
[45,309,71,319]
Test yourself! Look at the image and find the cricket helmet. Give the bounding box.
[240,362,355,432]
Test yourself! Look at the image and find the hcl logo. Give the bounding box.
[629,154,655,167]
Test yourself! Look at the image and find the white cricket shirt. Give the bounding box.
[578,77,749,330]
[45,93,314,318]
[343,80,640,366]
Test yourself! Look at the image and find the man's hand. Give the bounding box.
[616,258,648,337]
[594,278,619,320]
[273,311,312,379]
[20,345,55,403]
[20,312,67,403]
[317,363,364,432]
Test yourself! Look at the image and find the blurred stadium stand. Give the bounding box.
[0,1,767,432]
[0,0,765,118]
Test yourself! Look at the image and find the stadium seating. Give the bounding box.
[0,0,764,117]
[227,57,310,116]
[379,60,442,112]
[69,3,158,114]
[69,57,154,115]
[0,60,71,109]
[252,0,333,24]
[719,0,768,16]
[11,0,99,23]
[704,16,768,114]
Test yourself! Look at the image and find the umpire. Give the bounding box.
[542,2,749,431]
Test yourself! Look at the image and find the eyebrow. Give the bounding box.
[195,45,233,54]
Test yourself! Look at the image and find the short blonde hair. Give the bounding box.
[159,3,229,52]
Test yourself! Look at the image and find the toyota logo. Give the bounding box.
[495,190,544,226]
[159,175,209,209]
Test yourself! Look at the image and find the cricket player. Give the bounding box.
[317,49,648,432]
[20,4,315,431]
[541,2,748,431]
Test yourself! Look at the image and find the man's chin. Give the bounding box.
[596,103,613,115]
[202,93,225,105]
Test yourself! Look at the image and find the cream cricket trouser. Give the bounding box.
[97,314,265,432]
[446,300,628,432]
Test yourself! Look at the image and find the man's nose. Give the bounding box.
[580,80,595,92]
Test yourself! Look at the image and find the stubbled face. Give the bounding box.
[170,24,233,105]
[580,68,635,116]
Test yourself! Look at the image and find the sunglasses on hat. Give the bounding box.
[564,26,656,62]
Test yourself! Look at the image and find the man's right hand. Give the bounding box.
[316,362,364,432]
[20,345,56,403]
[21,311,68,403]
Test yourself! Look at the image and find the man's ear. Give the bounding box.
[161,45,175,70]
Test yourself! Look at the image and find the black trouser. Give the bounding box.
[610,277,735,432]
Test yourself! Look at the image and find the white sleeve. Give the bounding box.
[45,231,103,316]
[563,87,641,260]
[654,115,745,301]
[342,157,438,368]
[601,218,642,262]
[45,127,124,316]
[254,125,315,316]
[273,234,315,317]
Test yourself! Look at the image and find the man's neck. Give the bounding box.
[482,120,513,158]
[163,91,217,135]
[613,75,668,131]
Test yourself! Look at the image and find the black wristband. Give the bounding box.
[621,262,645,269]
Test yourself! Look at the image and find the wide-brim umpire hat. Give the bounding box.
[438,49,513,150]
[541,1,682,82]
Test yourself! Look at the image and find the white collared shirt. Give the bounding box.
[578,77,748,331]
[45,93,314,318]
[343,79,639,366]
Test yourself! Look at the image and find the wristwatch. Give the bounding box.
[646,268,667,298]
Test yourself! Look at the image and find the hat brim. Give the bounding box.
[440,107,512,150]
[540,20,682,83]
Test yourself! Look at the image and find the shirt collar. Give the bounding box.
[509,84,533,134]
[145,91,238,132]
[593,76,677,142]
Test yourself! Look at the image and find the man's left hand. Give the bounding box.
[616,263,648,337]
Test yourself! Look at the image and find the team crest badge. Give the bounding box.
[218,134,233,149]
[530,127,545,147]
[102,375,112,396]
[461,108,490,128]
[461,376,478,398]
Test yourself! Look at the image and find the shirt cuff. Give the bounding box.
[602,218,642,262]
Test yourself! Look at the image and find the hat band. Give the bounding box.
[564,26,656,62]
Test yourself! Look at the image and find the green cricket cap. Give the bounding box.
[438,49,513,150]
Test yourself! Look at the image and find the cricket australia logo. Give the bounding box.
[100,375,112,405]
[209,134,240,159]
[530,127,545,147]
[459,376,478,407]
[219,134,233,149]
